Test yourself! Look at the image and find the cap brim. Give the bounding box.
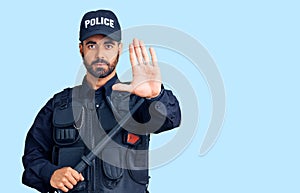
[80,29,121,42]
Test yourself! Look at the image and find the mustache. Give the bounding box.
[91,58,109,66]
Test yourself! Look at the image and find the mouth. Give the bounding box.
[94,63,108,67]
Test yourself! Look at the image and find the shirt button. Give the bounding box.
[96,104,100,108]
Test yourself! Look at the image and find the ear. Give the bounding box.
[118,42,123,56]
[79,43,84,57]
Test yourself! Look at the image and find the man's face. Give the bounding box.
[80,34,122,78]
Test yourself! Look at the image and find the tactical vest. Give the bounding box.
[51,86,150,193]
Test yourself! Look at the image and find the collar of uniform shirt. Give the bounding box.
[80,74,119,97]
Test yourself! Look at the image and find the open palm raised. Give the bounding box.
[112,38,162,98]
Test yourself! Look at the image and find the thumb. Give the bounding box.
[112,83,133,93]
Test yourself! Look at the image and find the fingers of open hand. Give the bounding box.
[129,43,137,66]
[50,167,84,192]
[131,38,155,66]
[140,40,150,64]
[149,47,158,67]
[133,38,145,65]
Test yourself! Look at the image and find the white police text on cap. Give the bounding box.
[85,17,115,29]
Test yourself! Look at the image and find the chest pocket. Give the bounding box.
[53,102,83,146]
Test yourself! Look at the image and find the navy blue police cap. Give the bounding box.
[79,9,121,42]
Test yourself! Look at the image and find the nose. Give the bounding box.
[95,46,106,59]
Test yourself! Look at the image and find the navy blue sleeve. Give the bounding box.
[134,87,181,134]
[22,98,60,193]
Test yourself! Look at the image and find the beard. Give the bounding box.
[83,54,119,78]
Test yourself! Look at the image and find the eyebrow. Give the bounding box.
[85,41,97,45]
[104,40,116,45]
[85,40,116,46]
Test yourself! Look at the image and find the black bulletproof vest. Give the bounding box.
[51,87,150,193]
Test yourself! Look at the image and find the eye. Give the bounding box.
[87,44,96,49]
[105,44,114,49]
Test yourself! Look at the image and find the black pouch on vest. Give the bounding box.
[126,148,149,185]
[53,103,83,145]
[101,147,124,189]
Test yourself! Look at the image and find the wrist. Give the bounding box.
[146,89,164,101]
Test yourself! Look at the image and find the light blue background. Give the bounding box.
[1,0,299,192]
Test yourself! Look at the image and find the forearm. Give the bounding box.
[22,134,60,192]
[135,88,181,134]
[22,158,59,192]
[148,89,181,133]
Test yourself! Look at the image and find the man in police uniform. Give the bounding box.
[22,9,181,193]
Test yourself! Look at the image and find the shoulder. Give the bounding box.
[52,88,72,106]
[52,86,81,108]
